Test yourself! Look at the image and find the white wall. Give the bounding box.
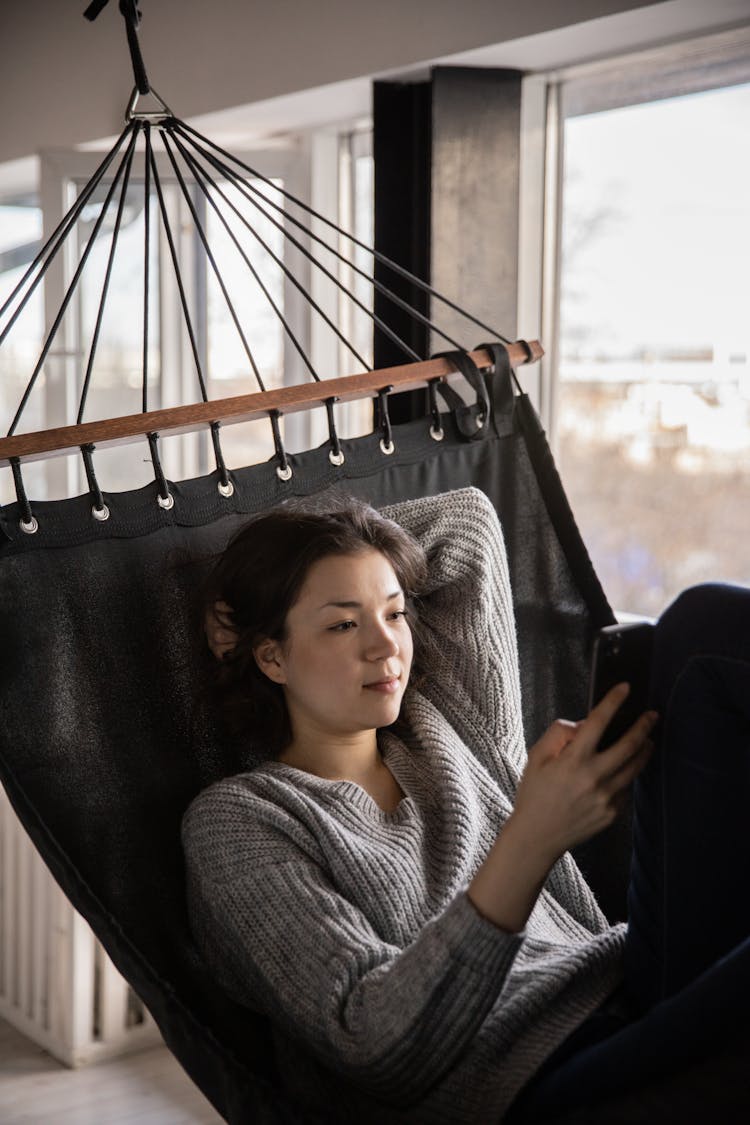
[0,0,661,163]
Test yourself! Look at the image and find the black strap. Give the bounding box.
[210,423,231,490]
[325,398,343,460]
[430,350,491,441]
[81,445,106,513]
[269,411,290,474]
[147,432,171,502]
[84,0,151,95]
[474,341,519,438]
[9,458,34,527]
[376,387,394,450]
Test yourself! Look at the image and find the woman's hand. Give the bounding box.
[205,599,239,659]
[510,684,658,864]
[467,685,657,933]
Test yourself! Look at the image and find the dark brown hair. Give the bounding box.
[202,492,433,758]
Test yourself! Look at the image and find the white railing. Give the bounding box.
[0,786,160,1067]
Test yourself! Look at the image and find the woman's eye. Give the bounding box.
[329,621,356,632]
[390,610,408,621]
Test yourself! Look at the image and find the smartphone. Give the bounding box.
[588,622,655,751]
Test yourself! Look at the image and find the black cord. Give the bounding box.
[84,0,150,95]
[171,124,423,364]
[325,398,344,464]
[147,432,172,505]
[176,119,513,346]
[9,459,35,529]
[80,444,108,517]
[160,133,266,392]
[7,127,140,438]
[269,410,291,479]
[210,422,232,493]
[77,132,138,424]
[376,387,394,453]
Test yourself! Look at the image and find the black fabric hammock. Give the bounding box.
[0,352,619,1124]
[2,6,749,1123]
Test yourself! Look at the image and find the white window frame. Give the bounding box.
[517,23,750,454]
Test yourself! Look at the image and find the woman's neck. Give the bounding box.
[277,729,383,782]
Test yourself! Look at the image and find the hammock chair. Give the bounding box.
[1,5,747,1122]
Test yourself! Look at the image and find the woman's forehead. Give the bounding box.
[297,549,401,604]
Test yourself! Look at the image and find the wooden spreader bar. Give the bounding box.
[0,341,542,467]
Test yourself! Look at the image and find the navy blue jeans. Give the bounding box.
[508,583,750,1120]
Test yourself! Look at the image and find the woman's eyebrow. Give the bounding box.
[318,591,403,610]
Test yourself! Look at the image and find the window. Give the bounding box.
[1,126,376,506]
[533,28,750,616]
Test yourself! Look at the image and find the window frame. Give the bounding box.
[518,22,750,454]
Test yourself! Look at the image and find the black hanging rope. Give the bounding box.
[171,133,321,386]
[268,410,291,480]
[78,131,138,424]
[147,146,209,403]
[7,126,141,438]
[427,378,445,440]
[209,422,232,494]
[172,123,432,362]
[325,398,344,465]
[376,387,395,455]
[84,0,151,96]
[9,458,35,531]
[147,432,173,506]
[176,119,513,346]
[160,133,266,392]
[80,444,109,518]
[169,127,372,374]
[0,125,135,343]
[142,123,152,413]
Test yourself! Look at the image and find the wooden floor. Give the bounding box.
[0,1018,224,1124]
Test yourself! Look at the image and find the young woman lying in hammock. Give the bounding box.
[182,487,750,1123]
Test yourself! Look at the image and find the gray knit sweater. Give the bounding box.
[182,487,627,1123]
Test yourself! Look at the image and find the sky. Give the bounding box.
[561,82,750,357]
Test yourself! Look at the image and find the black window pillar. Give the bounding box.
[373,67,523,424]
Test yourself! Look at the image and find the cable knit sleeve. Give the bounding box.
[382,487,526,794]
[182,779,523,1105]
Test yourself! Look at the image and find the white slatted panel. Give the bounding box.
[0,787,159,1066]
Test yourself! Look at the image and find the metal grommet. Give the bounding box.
[329,449,345,467]
[19,516,38,535]
[92,504,110,522]
[218,479,234,498]
[429,425,445,442]
[379,439,395,456]
[276,464,293,482]
[476,413,486,429]
[157,492,174,510]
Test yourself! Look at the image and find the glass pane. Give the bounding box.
[205,177,285,470]
[557,83,750,617]
[336,134,373,441]
[74,181,161,494]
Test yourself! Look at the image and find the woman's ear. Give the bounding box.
[253,638,287,685]
[205,599,239,659]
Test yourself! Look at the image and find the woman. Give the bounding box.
[182,486,750,1123]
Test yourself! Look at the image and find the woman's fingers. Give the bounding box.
[602,735,656,796]
[593,709,659,779]
[205,599,239,658]
[571,682,631,754]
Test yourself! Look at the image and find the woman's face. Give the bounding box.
[254,548,413,744]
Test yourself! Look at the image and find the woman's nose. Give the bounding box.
[364,621,399,659]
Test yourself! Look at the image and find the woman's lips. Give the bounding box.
[363,677,400,693]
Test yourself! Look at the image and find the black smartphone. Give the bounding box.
[588,622,655,751]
